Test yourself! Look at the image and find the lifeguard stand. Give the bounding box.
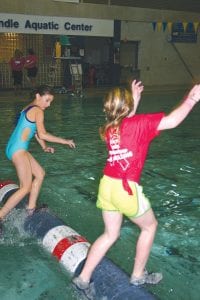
[70,63,83,95]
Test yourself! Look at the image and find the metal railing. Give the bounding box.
[0,62,64,89]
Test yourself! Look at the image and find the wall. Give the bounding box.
[0,0,200,86]
[121,21,200,86]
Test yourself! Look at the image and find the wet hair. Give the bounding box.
[99,87,134,140]
[30,84,55,99]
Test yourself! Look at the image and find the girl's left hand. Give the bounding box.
[187,84,200,103]
[44,147,55,153]
[131,79,144,102]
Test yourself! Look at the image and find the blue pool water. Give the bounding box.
[0,89,199,300]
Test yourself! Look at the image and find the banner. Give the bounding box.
[182,22,188,32]
[193,22,199,33]
[152,21,199,34]
[0,13,114,37]
[152,21,173,32]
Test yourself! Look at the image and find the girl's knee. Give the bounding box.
[21,185,32,195]
[140,218,158,233]
[149,219,158,233]
[41,168,45,180]
[37,168,45,182]
[106,230,120,244]
[154,219,158,228]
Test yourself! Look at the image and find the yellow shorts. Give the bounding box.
[97,175,151,218]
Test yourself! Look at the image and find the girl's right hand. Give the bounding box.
[131,79,144,103]
[64,139,76,148]
[44,147,55,153]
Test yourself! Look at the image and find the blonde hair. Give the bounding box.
[99,87,134,140]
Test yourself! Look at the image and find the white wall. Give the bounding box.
[121,21,200,86]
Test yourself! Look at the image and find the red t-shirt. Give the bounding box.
[9,57,25,71]
[103,112,165,194]
[25,54,37,69]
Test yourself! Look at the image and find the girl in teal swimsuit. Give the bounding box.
[0,85,75,232]
[6,105,38,160]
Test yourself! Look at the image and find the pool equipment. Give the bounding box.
[0,180,155,299]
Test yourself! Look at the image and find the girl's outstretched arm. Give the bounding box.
[129,80,144,116]
[35,133,55,153]
[158,84,200,131]
[35,108,76,148]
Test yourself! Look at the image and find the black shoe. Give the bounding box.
[72,276,96,300]
[35,203,48,213]
[130,270,163,286]
[26,203,48,216]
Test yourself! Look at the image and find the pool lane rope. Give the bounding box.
[0,180,155,300]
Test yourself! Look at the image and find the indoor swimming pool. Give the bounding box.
[0,87,199,300]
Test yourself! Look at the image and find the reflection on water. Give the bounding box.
[0,91,199,300]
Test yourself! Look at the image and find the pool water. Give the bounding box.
[0,89,199,300]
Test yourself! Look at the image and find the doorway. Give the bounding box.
[120,40,140,85]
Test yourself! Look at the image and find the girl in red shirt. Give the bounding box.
[9,49,25,94]
[73,80,200,297]
[24,48,38,88]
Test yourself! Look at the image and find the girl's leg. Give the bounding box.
[0,151,32,219]
[78,211,123,283]
[130,209,158,278]
[26,152,45,210]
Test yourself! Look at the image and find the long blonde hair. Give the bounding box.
[99,87,134,140]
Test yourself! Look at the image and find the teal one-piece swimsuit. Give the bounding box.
[6,105,37,160]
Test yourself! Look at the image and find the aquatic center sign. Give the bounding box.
[0,13,114,37]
